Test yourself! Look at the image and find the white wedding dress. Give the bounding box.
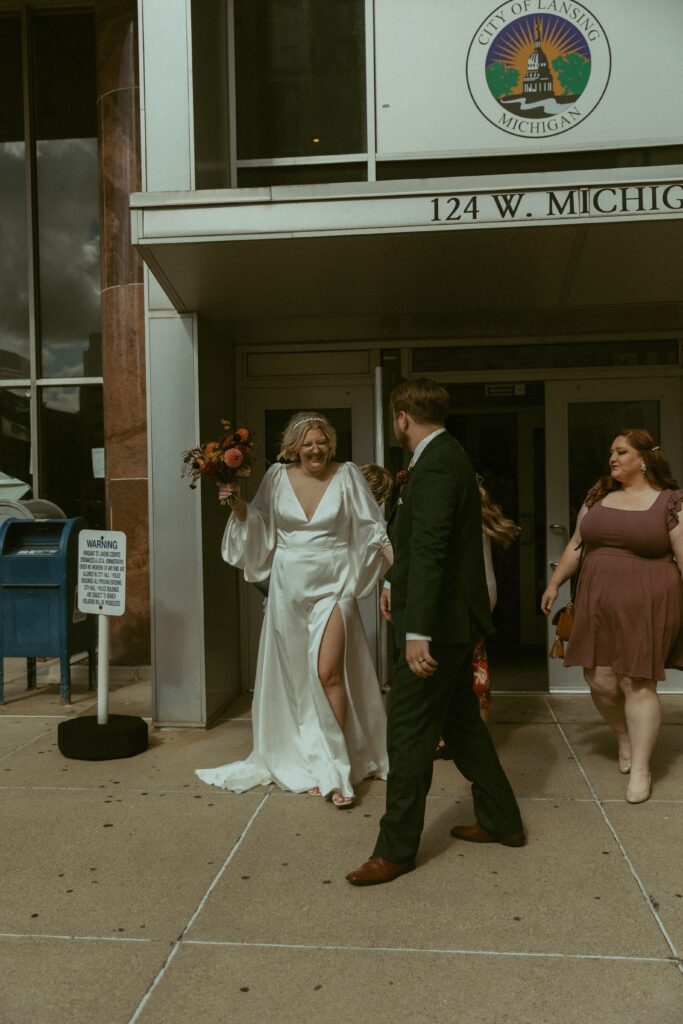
[196,461,390,798]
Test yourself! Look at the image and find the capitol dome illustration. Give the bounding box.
[523,24,555,101]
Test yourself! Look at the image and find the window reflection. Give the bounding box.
[235,0,366,160]
[34,12,101,379]
[0,16,30,375]
[0,388,32,493]
[40,386,104,528]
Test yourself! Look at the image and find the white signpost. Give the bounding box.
[78,530,126,725]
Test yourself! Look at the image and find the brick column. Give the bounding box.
[96,0,150,664]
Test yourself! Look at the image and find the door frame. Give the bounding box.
[237,382,380,692]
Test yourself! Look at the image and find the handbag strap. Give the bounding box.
[570,542,587,601]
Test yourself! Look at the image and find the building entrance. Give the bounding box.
[446,383,547,692]
[545,375,682,693]
[238,382,381,692]
[236,364,683,698]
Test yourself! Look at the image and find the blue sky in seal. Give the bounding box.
[485,12,591,67]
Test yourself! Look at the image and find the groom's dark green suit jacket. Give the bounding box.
[386,431,493,647]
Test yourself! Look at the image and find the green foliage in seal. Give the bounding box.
[552,53,591,95]
[486,61,520,98]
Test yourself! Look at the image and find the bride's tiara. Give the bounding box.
[290,416,325,430]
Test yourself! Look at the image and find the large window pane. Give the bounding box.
[0,16,30,378]
[237,163,367,187]
[40,386,104,527]
[235,0,366,160]
[33,12,101,379]
[0,388,32,494]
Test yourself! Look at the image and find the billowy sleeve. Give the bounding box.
[221,464,280,582]
[345,462,391,599]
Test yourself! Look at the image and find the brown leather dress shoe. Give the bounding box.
[346,856,416,886]
[449,822,526,847]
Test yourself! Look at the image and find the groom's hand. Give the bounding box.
[406,639,438,678]
[380,586,392,622]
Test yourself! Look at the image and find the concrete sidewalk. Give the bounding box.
[1,662,682,1023]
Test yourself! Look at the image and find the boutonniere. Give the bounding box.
[394,466,412,506]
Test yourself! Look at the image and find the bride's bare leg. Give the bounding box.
[318,604,347,730]
[585,666,631,766]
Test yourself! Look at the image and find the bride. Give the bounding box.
[196,412,391,807]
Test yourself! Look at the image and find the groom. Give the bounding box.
[346,378,524,886]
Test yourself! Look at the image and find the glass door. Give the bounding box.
[239,384,378,691]
[545,377,682,693]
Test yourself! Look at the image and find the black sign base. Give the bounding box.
[58,714,148,760]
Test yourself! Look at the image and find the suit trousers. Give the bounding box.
[373,642,523,865]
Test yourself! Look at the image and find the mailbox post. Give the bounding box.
[0,518,95,704]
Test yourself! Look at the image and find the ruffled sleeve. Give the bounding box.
[221,464,280,581]
[666,488,683,532]
[344,462,391,599]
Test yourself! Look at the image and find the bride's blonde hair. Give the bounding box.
[278,411,337,463]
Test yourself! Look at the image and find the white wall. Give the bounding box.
[375,0,683,158]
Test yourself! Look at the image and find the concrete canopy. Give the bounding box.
[131,167,683,340]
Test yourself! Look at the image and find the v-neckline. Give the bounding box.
[284,464,341,523]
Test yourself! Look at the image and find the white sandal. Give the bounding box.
[330,790,355,808]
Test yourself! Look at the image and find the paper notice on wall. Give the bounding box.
[91,448,105,478]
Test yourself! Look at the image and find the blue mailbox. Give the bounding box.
[0,518,96,704]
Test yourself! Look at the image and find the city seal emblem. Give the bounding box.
[466,1,611,139]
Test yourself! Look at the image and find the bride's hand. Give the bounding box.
[219,482,246,520]
[380,586,392,622]
[218,482,239,502]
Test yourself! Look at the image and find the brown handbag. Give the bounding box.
[552,601,574,641]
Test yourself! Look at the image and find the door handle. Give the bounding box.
[549,523,568,549]
[550,561,559,569]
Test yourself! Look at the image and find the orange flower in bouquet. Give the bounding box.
[181,420,256,506]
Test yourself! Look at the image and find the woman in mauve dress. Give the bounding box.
[541,429,683,804]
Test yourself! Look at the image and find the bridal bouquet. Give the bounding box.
[181,420,256,506]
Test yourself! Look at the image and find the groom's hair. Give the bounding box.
[390,378,449,425]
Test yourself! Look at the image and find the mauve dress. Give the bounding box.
[565,488,683,681]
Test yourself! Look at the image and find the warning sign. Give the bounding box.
[77,530,127,617]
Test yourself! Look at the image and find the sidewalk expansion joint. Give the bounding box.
[0,724,57,764]
[543,695,681,967]
[127,786,273,1024]
[180,938,680,966]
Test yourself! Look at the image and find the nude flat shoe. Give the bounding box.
[626,771,651,804]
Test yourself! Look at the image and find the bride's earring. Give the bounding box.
[640,461,647,474]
